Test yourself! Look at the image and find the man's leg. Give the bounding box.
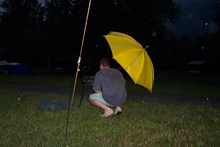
[114,106,122,115]
[88,93,114,117]
[88,97,111,112]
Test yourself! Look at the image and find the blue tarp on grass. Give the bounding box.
[0,60,34,76]
[37,99,74,111]
[3,63,34,75]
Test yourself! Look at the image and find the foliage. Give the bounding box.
[74,0,181,64]
[193,2,220,71]
[0,0,44,63]
[0,0,181,68]
[1,0,219,71]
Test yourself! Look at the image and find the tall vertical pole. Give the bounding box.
[65,0,92,140]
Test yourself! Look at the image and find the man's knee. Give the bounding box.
[88,96,92,102]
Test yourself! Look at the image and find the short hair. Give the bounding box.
[100,58,110,67]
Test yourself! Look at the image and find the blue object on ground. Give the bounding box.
[37,99,74,111]
[3,63,34,75]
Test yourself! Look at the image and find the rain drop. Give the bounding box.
[151,31,157,37]
[145,45,149,49]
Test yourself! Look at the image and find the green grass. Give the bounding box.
[152,71,220,99]
[0,87,219,146]
[1,70,219,98]
[1,70,220,146]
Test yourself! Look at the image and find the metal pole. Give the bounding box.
[65,0,92,140]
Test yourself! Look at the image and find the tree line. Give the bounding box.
[0,0,219,71]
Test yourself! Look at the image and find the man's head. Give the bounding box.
[100,58,110,70]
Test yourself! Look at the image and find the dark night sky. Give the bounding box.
[167,0,219,40]
[0,0,219,40]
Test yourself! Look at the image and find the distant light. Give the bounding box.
[201,47,204,50]
[188,61,206,65]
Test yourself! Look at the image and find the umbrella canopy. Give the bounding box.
[104,31,154,92]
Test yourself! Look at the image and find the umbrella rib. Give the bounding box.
[113,48,142,59]
[132,51,144,83]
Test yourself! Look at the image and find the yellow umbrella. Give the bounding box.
[104,31,154,92]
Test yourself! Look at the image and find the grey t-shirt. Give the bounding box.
[92,68,127,106]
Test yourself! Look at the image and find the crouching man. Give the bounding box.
[88,58,127,117]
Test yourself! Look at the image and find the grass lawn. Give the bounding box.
[0,70,220,98]
[0,87,220,147]
[0,70,220,146]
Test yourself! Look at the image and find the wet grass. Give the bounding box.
[0,87,220,146]
[0,71,220,99]
[1,70,220,146]
[152,71,220,99]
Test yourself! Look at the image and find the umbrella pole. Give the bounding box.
[65,0,92,140]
